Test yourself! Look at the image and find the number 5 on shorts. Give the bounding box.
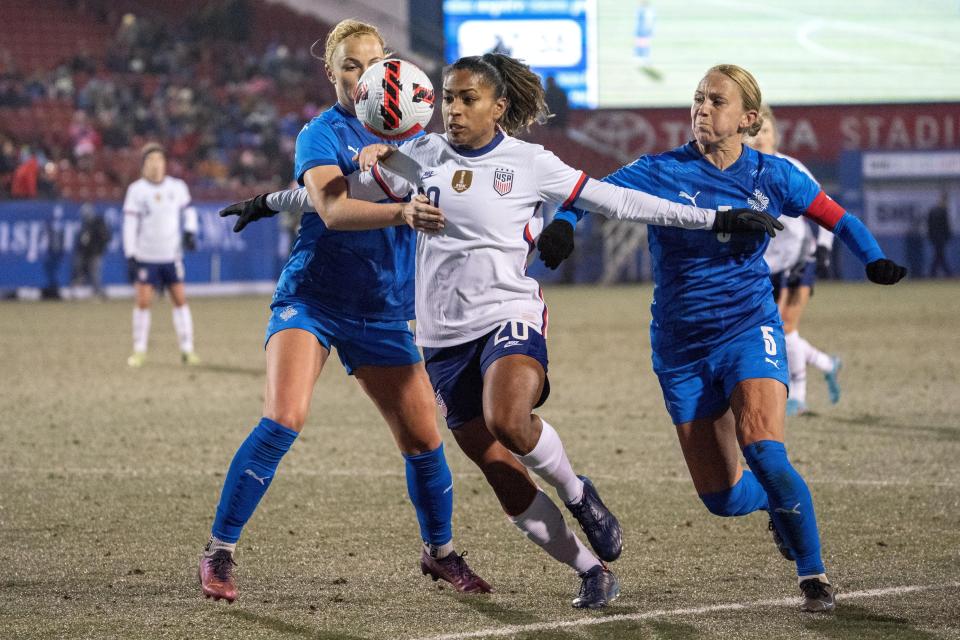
[761,325,777,356]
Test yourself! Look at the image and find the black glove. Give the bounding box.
[219,193,276,232]
[815,245,831,279]
[712,208,784,237]
[126,257,139,283]
[182,231,197,252]
[537,219,575,270]
[866,258,906,285]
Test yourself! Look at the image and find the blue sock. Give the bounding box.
[699,470,769,516]
[403,443,454,546]
[211,417,298,543]
[743,440,825,576]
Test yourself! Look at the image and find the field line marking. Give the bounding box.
[413,582,960,640]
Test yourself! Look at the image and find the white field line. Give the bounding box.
[3,466,958,488]
[413,582,960,640]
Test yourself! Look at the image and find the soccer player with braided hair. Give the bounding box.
[252,52,781,607]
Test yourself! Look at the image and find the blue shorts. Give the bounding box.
[136,261,184,290]
[653,320,789,425]
[423,321,550,429]
[771,260,816,299]
[265,299,421,375]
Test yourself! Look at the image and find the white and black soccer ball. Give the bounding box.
[353,59,434,140]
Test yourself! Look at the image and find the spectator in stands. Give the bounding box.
[11,148,40,198]
[71,202,112,298]
[928,191,953,277]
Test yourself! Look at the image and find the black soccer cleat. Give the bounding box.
[566,476,622,562]
[799,578,835,612]
[572,564,620,609]
[768,516,795,561]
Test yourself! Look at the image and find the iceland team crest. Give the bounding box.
[493,168,514,196]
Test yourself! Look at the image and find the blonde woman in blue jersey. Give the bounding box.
[199,20,490,603]
[541,64,906,612]
[262,53,780,607]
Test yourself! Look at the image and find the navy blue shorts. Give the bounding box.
[423,321,549,429]
[771,260,816,299]
[135,260,184,290]
[265,299,421,375]
[653,320,789,425]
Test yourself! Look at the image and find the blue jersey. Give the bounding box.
[275,104,415,321]
[583,142,819,366]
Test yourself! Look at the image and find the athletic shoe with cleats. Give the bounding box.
[572,564,620,609]
[566,476,622,562]
[126,352,146,368]
[182,351,201,365]
[786,398,808,417]
[824,356,842,404]
[420,549,492,593]
[199,548,238,603]
[799,578,835,612]
[768,515,795,561]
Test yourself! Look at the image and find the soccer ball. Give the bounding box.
[353,59,434,140]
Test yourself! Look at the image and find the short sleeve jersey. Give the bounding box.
[368,131,590,347]
[277,104,416,320]
[122,176,192,263]
[601,142,820,366]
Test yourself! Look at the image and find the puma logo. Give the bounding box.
[244,469,270,485]
[679,190,701,207]
[775,503,801,515]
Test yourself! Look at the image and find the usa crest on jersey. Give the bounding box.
[493,168,514,196]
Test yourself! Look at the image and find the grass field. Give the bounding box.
[2,281,959,639]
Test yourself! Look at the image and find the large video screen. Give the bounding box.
[443,0,960,108]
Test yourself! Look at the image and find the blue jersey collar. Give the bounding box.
[450,130,504,157]
[686,140,753,175]
[333,103,356,120]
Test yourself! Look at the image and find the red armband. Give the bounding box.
[804,191,845,230]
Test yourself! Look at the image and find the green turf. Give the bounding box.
[2,282,959,639]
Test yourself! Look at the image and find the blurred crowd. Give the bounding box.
[0,2,334,200]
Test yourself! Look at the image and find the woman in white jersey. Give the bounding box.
[746,105,842,416]
[122,143,200,367]
[262,53,781,607]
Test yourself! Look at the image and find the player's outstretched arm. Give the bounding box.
[219,194,280,233]
[712,209,784,236]
[802,191,906,285]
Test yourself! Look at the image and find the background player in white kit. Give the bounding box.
[263,52,780,607]
[122,143,200,367]
[747,107,841,416]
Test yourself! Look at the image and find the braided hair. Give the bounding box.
[444,53,550,136]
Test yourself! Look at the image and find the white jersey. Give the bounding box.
[269,132,719,348]
[122,176,197,263]
[365,132,718,347]
[764,153,833,274]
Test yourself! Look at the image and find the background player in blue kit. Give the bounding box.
[199,20,490,602]
[539,64,906,613]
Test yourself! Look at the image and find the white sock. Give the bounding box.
[798,572,829,585]
[799,335,833,372]
[172,304,194,353]
[785,330,807,404]
[132,307,151,353]
[206,536,236,555]
[509,489,599,575]
[425,541,455,559]
[517,419,584,505]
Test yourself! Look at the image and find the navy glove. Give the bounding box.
[219,193,276,232]
[713,208,784,237]
[182,231,197,252]
[126,257,138,283]
[866,259,906,285]
[537,219,575,270]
